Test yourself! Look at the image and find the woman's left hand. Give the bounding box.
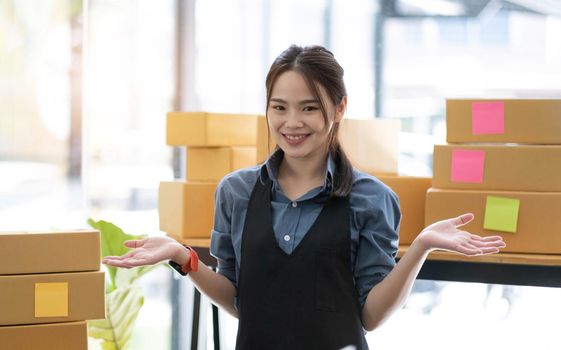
[415,213,506,255]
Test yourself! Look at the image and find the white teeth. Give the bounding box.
[285,134,306,141]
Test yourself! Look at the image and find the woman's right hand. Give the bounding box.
[102,236,189,269]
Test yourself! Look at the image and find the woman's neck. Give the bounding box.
[278,151,327,183]
[276,149,329,201]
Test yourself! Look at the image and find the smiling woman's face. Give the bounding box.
[267,70,340,162]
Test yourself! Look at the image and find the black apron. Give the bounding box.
[235,177,367,350]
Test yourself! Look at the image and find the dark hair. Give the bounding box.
[265,44,354,198]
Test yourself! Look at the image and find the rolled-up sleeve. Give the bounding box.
[352,180,401,307]
[209,177,237,286]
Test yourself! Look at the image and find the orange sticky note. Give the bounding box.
[35,282,69,317]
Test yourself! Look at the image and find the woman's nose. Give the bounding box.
[285,110,304,128]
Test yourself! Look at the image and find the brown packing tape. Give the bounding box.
[0,230,100,275]
[0,271,105,326]
[425,188,561,254]
[376,175,432,245]
[446,99,561,144]
[432,144,561,192]
[159,181,217,239]
[0,321,87,350]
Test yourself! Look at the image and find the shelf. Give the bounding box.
[398,245,561,266]
[398,245,561,287]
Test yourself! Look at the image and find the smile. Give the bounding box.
[282,133,310,144]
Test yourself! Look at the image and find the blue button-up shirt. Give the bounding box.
[210,149,401,308]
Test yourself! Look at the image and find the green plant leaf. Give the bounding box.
[87,218,144,290]
[87,218,167,349]
[101,343,118,350]
[88,285,144,350]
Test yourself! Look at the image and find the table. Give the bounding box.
[399,246,561,287]
[172,239,220,350]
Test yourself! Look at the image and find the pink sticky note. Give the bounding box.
[451,149,485,183]
[471,101,505,135]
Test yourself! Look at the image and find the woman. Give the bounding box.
[103,45,506,350]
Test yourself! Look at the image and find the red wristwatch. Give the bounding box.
[169,244,199,276]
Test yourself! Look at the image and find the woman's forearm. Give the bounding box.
[187,262,239,318]
[173,246,239,318]
[361,237,430,331]
[361,213,505,331]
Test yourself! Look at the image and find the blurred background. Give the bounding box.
[1,0,561,349]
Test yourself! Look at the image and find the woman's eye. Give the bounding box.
[303,106,318,112]
[271,105,285,111]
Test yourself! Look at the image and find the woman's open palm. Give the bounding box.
[102,236,180,269]
[417,213,506,255]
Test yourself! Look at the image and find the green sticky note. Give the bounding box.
[483,196,520,233]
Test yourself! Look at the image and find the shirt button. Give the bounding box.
[284,234,291,241]
[291,201,297,208]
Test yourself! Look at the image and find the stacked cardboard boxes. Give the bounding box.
[0,230,105,349]
[339,117,431,245]
[160,112,272,239]
[426,99,561,254]
[160,113,410,240]
[376,175,432,245]
[339,118,400,175]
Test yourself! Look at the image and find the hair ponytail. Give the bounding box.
[328,122,354,198]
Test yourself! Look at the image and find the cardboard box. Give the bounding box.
[339,118,400,175]
[186,147,257,181]
[377,175,432,245]
[433,144,561,192]
[0,321,87,350]
[159,181,217,238]
[425,188,561,254]
[0,230,100,275]
[0,271,105,326]
[446,99,561,144]
[257,115,277,163]
[167,112,259,146]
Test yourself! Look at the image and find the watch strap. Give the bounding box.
[169,244,199,276]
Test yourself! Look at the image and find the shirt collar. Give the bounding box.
[259,148,335,193]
